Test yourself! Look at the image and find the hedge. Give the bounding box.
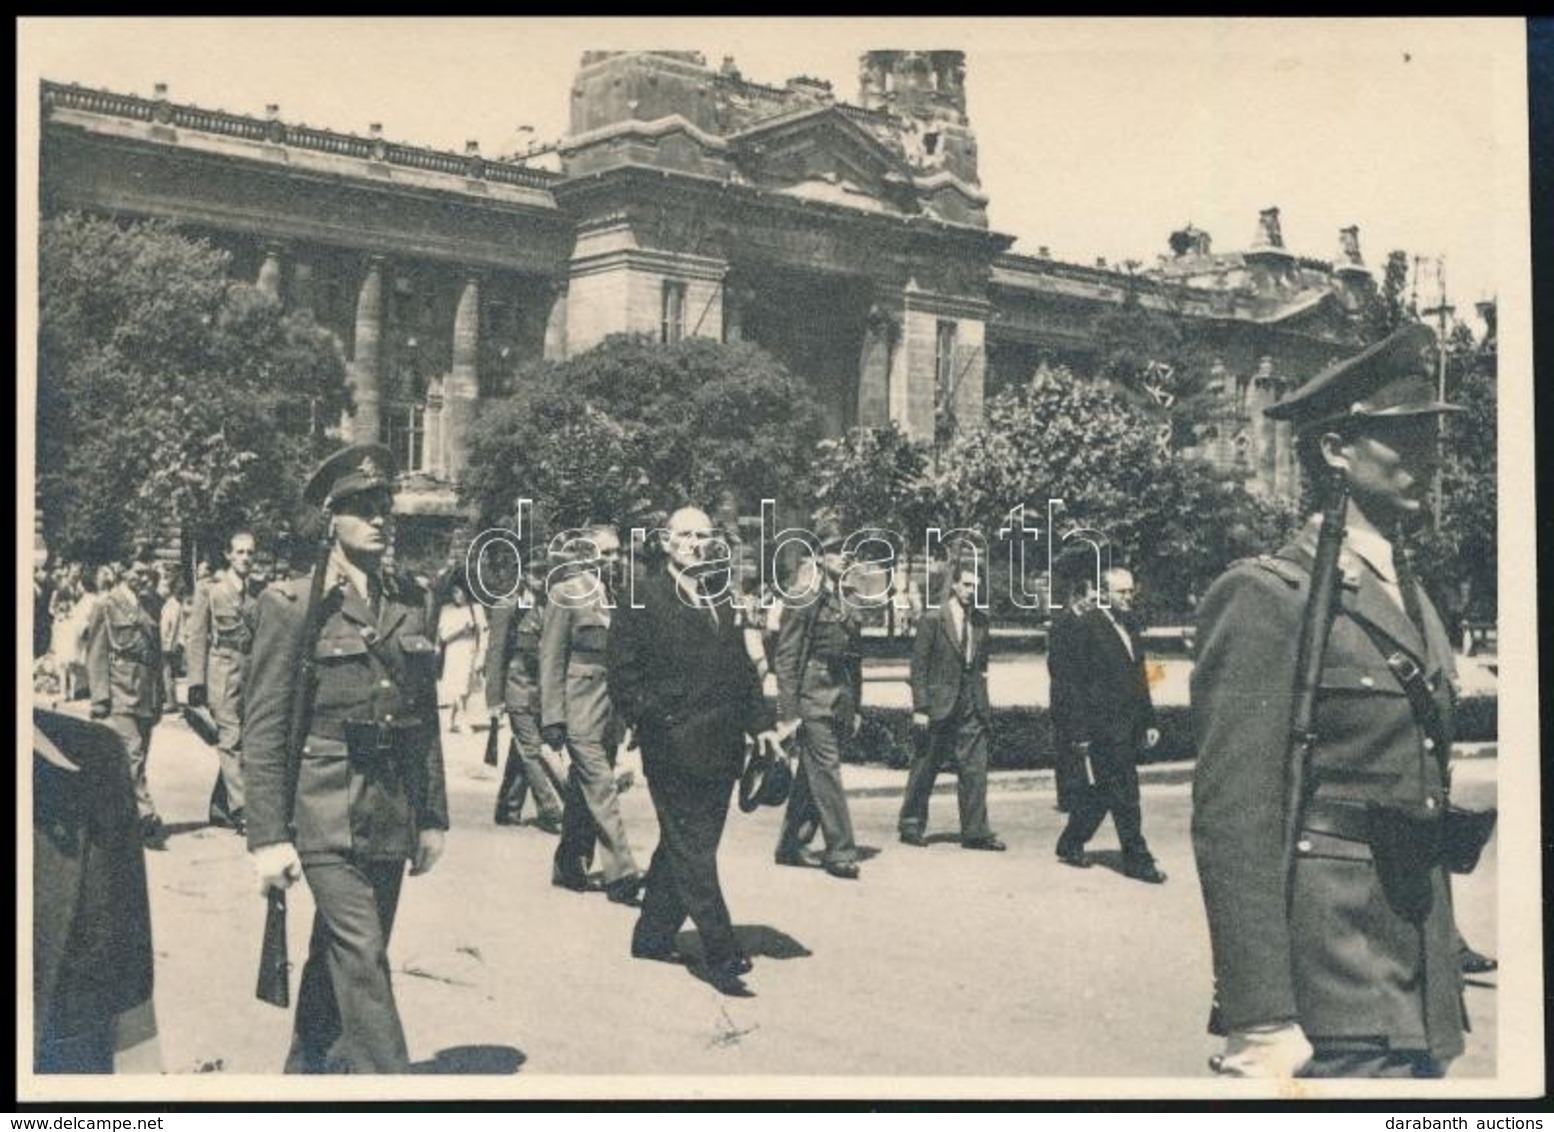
[849,696,1497,770]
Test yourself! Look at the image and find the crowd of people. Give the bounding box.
[31,324,1498,1080]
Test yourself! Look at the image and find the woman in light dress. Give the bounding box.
[436,577,485,733]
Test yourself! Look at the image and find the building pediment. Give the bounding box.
[729,105,919,213]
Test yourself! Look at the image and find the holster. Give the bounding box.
[1442,804,1497,874]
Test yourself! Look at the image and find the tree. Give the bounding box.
[1089,290,1222,451]
[462,334,824,537]
[37,214,349,567]
[932,364,1298,617]
[1361,249,1414,341]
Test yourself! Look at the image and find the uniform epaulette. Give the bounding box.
[1241,554,1307,588]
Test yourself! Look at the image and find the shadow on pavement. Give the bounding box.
[161,820,210,840]
[669,925,812,962]
[855,845,884,861]
[409,1045,526,1074]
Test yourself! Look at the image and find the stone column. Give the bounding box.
[291,260,315,315]
[542,281,568,362]
[349,257,385,445]
[425,375,446,479]
[444,275,481,480]
[856,305,898,428]
[256,246,283,300]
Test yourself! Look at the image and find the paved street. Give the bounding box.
[118,710,1498,1082]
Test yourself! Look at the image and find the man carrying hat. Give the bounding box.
[242,443,448,1074]
[607,506,779,996]
[1191,323,1472,1078]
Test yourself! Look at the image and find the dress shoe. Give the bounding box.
[1122,859,1168,885]
[140,817,169,851]
[824,860,861,880]
[690,958,755,997]
[774,847,825,869]
[551,864,603,893]
[606,874,646,907]
[1460,947,1498,975]
[962,836,1007,852]
[899,829,929,848]
[231,812,248,837]
[494,812,521,827]
[535,814,563,836]
[630,941,685,965]
[1056,845,1091,869]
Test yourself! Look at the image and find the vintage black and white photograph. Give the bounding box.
[17,16,1541,1103]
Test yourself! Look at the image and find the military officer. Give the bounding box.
[1191,323,1470,1078]
[485,558,565,832]
[243,443,449,1074]
[85,546,167,849]
[773,528,863,880]
[542,526,644,904]
[187,530,260,833]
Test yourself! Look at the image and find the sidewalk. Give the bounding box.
[840,741,1500,800]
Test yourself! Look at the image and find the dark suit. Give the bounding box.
[1045,601,1090,812]
[1191,527,1465,1068]
[898,598,994,841]
[243,569,449,1074]
[1054,605,1157,865]
[607,568,774,967]
[773,581,861,865]
[484,596,564,824]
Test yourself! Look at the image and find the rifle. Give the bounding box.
[1280,474,1351,908]
[254,534,332,1008]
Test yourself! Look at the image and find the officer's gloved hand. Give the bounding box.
[411,828,446,876]
[541,723,568,751]
[187,684,207,709]
[1210,1023,1313,1078]
[251,842,303,896]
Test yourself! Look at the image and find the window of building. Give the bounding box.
[661,280,687,344]
[935,319,958,403]
[386,404,426,475]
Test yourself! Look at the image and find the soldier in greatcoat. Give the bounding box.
[243,443,448,1074]
[1191,324,1473,1078]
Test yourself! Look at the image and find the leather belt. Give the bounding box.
[310,716,427,745]
[1301,799,1373,842]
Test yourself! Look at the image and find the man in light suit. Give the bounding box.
[542,526,643,905]
[485,560,565,833]
[607,506,781,996]
[1053,566,1166,884]
[187,530,259,833]
[898,560,1004,851]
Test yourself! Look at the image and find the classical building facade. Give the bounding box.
[39,50,1378,560]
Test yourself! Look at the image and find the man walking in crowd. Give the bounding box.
[607,506,780,996]
[187,530,260,833]
[543,525,644,905]
[156,567,185,715]
[486,558,565,833]
[898,559,1004,852]
[243,443,448,1074]
[1192,324,1472,1078]
[86,547,167,850]
[1052,566,1167,884]
[772,527,863,880]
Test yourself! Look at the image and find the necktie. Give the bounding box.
[1392,527,1428,644]
[696,577,719,628]
[960,603,973,665]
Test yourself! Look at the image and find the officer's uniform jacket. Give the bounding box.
[484,596,544,716]
[243,568,450,860]
[186,573,258,744]
[774,577,863,727]
[539,572,617,742]
[909,600,991,723]
[1190,522,1464,1059]
[85,586,163,721]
